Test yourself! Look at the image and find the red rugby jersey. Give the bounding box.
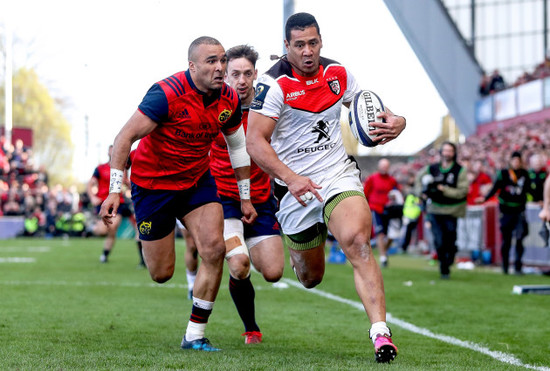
[132,70,241,190]
[209,108,272,203]
[363,172,399,214]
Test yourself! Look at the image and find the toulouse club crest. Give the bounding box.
[328,79,341,95]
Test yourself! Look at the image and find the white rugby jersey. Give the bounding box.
[251,57,361,184]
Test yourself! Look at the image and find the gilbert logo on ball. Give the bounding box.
[348,90,385,147]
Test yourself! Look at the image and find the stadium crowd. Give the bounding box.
[0,135,90,237]
[389,120,549,190]
[479,56,550,97]
[1,121,549,250]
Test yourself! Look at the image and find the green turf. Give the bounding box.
[1,237,549,370]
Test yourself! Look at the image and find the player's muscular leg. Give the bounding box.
[142,231,176,283]
[329,196,386,323]
[289,245,325,288]
[227,254,250,280]
[250,237,284,282]
[184,203,226,302]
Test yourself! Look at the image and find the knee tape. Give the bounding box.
[224,232,249,260]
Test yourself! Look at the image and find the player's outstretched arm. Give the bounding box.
[223,125,257,224]
[100,110,158,226]
[368,107,406,145]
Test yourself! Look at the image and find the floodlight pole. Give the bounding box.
[4,18,13,146]
[282,0,294,55]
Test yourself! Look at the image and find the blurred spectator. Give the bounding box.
[481,151,531,275]
[478,73,491,97]
[363,158,401,267]
[3,187,22,216]
[400,175,422,253]
[467,160,493,205]
[415,141,468,279]
[514,71,534,87]
[489,69,506,93]
[528,153,547,204]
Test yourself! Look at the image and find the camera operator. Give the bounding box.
[415,141,468,279]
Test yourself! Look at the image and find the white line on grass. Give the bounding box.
[282,278,549,371]
[2,277,547,370]
[0,246,51,252]
[0,280,187,289]
[0,257,36,263]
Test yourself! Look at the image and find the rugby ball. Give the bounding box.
[348,90,385,147]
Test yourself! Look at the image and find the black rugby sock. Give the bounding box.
[136,241,145,265]
[229,275,260,332]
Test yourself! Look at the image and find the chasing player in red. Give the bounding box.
[210,44,284,344]
[100,36,257,352]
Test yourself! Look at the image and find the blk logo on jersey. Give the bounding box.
[296,120,336,154]
[328,79,341,95]
[312,120,330,143]
[139,221,152,235]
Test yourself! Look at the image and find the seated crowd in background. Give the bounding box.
[1,117,550,241]
[0,136,91,237]
[479,56,550,98]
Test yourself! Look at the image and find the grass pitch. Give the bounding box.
[1,237,549,370]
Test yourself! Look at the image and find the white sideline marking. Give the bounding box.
[0,246,51,252]
[0,280,187,289]
[1,277,547,370]
[282,278,550,371]
[0,257,36,263]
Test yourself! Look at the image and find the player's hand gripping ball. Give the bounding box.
[348,90,385,147]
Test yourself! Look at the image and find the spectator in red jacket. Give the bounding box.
[363,158,400,267]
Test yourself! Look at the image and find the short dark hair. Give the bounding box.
[188,36,222,61]
[226,45,259,67]
[440,141,457,162]
[511,151,522,160]
[285,12,320,41]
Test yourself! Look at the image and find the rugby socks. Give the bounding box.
[229,274,260,333]
[369,321,391,344]
[185,297,214,341]
[186,269,197,292]
[136,241,145,266]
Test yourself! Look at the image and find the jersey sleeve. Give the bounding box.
[92,167,100,179]
[343,67,361,104]
[137,83,169,124]
[221,100,243,132]
[250,74,284,120]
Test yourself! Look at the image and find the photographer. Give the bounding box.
[415,142,468,279]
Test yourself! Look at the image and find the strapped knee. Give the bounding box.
[224,231,249,260]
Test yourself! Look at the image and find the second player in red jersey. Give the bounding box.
[188,45,284,345]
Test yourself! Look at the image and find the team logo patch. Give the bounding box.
[139,221,152,235]
[250,83,270,110]
[218,109,233,124]
[328,79,341,95]
[311,120,331,143]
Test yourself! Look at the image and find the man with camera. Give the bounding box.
[416,141,468,279]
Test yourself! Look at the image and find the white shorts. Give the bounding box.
[276,158,364,235]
